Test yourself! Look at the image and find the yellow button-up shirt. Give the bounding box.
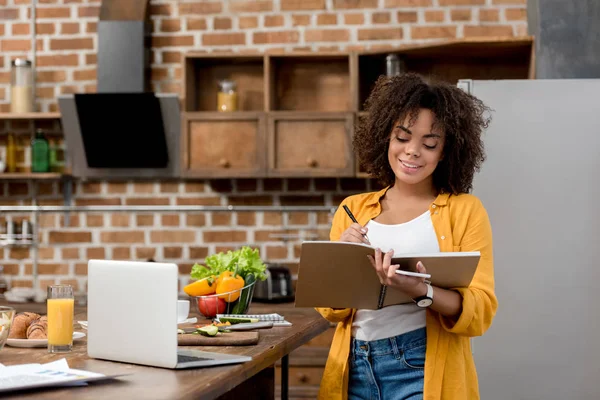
[316,186,497,400]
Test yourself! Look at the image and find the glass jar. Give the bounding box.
[217,79,238,112]
[385,54,406,77]
[31,129,49,173]
[10,58,34,113]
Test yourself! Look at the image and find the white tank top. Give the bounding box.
[351,210,440,341]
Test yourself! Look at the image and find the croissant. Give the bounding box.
[27,316,48,339]
[8,312,40,339]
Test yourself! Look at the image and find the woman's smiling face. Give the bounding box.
[387,108,445,188]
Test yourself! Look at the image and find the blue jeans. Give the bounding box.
[348,328,426,400]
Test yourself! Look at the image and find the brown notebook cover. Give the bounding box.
[294,241,480,310]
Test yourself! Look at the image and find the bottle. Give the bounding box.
[217,80,238,112]
[31,129,49,173]
[6,133,17,173]
[10,58,34,113]
[385,54,406,77]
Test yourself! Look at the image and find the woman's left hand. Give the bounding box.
[368,248,428,299]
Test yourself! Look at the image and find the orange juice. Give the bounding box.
[47,298,74,345]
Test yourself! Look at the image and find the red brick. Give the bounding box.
[289,212,310,225]
[2,264,19,275]
[179,2,222,15]
[125,198,170,205]
[211,212,232,226]
[152,36,194,47]
[464,25,514,37]
[86,214,104,227]
[292,15,311,26]
[49,231,92,243]
[37,70,66,83]
[267,246,288,259]
[203,231,247,243]
[78,6,99,17]
[38,247,55,259]
[86,54,97,64]
[372,12,391,24]
[33,6,71,18]
[162,51,182,63]
[50,38,94,50]
[101,231,145,243]
[75,263,87,275]
[38,263,68,275]
[203,33,245,46]
[237,212,256,226]
[230,0,272,12]
[439,0,483,4]
[358,28,403,41]
[136,247,155,259]
[150,230,196,243]
[86,21,97,33]
[161,214,180,226]
[11,279,33,288]
[62,248,80,259]
[189,247,209,259]
[239,16,258,29]
[305,29,349,42]
[186,215,206,227]
[137,215,155,226]
[264,212,283,225]
[73,69,96,81]
[265,15,285,27]
[451,9,472,21]
[37,54,78,68]
[176,197,221,205]
[333,0,377,8]
[425,10,445,22]
[479,9,500,22]
[87,247,105,259]
[397,11,418,23]
[160,19,181,32]
[255,229,299,242]
[9,247,30,260]
[111,214,130,227]
[107,182,127,194]
[12,22,55,35]
[160,182,179,193]
[385,0,431,5]
[151,4,172,16]
[505,8,527,20]
[60,214,80,228]
[164,247,182,259]
[113,247,131,259]
[254,31,299,44]
[0,8,18,19]
[281,0,325,11]
[214,17,232,30]
[492,0,525,3]
[1,39,33,52]
[344,13,364,24]
[411,26,457,39]
[317,14,337,25]
[187,18,207,30]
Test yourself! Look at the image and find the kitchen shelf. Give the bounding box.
[182,36,535,178]
[0,173,66,180]
[0,112,61,120]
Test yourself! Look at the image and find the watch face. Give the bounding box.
[417,298,433,308]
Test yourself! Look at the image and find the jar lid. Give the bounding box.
[218,80,236,91]
[11,58,32,67]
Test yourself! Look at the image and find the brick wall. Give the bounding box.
[0,0,528,293]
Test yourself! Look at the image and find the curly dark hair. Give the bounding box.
[354,73,492,194]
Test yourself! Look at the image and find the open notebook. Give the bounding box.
[295,241,481,310]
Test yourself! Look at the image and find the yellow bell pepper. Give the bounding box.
[183,275,218,297]
[216,271,245,302]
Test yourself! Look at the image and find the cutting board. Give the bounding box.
[177,331,259,346]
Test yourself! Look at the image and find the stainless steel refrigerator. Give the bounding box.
[459,79,600,399]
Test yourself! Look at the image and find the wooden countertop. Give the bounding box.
[0,300,329,399]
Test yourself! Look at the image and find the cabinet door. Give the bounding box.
[181,113,267,178]
[267,113,354,177]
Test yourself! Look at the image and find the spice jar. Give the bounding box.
[385,54,406,77]
[217,80,238,112]
[10,58,34,113]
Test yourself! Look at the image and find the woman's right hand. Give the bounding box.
[339,223,370,245]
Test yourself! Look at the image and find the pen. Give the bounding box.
[342,205,369,242]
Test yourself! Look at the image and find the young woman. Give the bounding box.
[316,73,497,400]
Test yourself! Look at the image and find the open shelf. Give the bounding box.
[357,36,534,110]
[267,53,354,112]
[0,173,66,180]
[183,54,265,112]
[0,112,61,120]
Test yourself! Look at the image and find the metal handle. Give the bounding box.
[306,158,318,168]
[219,158,230,168]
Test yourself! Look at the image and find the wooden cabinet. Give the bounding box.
[182,36,535,179]
[181,112,266,178]
[268,113,354,177]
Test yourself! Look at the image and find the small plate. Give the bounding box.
[6,332,86,348]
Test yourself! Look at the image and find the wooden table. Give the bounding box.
[0,302,329,400]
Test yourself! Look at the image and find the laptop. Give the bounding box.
[87,259,252,369]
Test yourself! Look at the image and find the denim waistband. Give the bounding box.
[351,327,427,357]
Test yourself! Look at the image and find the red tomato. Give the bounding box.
[197,297,226,318]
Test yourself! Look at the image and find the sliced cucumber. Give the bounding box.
[219,317,259,325]
[197,325,219,337]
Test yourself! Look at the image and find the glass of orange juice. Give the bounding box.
[47,284,74,353]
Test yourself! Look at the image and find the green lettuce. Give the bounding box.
[190,246,267,282]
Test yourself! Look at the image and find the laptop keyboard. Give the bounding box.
[178,354,214,363]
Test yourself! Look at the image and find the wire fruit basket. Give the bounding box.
[192,281,256,319]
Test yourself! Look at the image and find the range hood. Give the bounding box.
[58,0,180,179]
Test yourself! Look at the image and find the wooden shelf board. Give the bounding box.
[0,112,61,120]
[0,173,65,180]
